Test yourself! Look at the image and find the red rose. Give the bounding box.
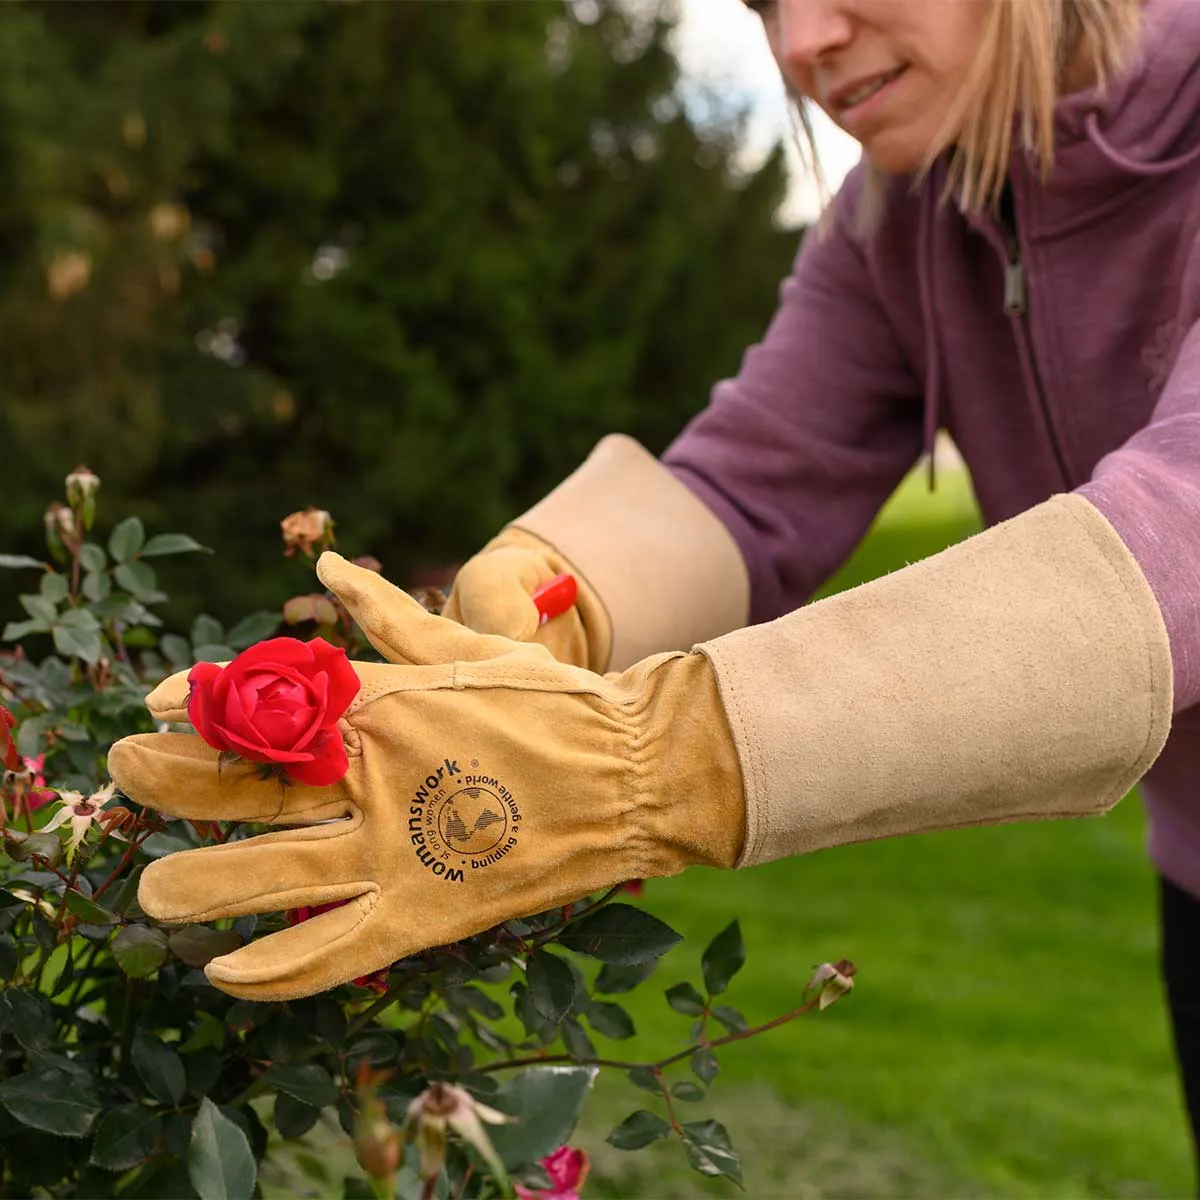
[187,636,360,786]
[0,705,20,773]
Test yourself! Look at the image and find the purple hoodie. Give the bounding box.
[662,0,1200,896]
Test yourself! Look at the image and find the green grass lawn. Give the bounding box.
[575,463,1195,1198]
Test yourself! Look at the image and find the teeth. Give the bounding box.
[841,69,900,109]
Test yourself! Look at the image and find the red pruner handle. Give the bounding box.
[533,573,578,626]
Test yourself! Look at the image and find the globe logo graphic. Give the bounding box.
[438,787,508,855]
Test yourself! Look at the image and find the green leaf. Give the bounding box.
[133,1031,187,1106]
[559,903,682,966]
[261,1062,338,1109]
[39,573,69,604]
[489,1066,598,1171]
[227,610,281,649]
[560,1014,594,1061]
[79,543,107,573]
[187,1097,256,1200]
[0,554,48,570]
[274,1092,321,1140]
[2,618,47,640]
[161,634,193,669]
[606,1109,671,1151]
[701,920,745,997]
[681,1119,743,1185]
[114,561,157,599]
[625,1066,661,1094]
[140,533,211,557]
[665,982,706,1016]
[179,1012,227,1055]
[690,1047,720,1085]
[20,593,58,623]
[0,1070,101,1137]
[82,571,111,602]
[108,517,146,564]
[64,890,116,925]
[5,831,63,867]
[193,643,236,663]
[594,958,658,994]
[53,607,103,664]
[191,614,225,646]
[168,926,244,968]
[527,949,575,1023]
[112,924,170,978]
[585,1000,635,1040]
[91,1104,163,1170]
[710,1005,747,1034]
[671,1081,706,1103]
[0,989,54,1049]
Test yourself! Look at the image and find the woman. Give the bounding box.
[110,0,1200,1169]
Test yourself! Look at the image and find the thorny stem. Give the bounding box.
[525,883,624,953]
[452,1164,475,1200]
[655,1066,683,1135]
[91,826,160,902]
[478,994,826,1076]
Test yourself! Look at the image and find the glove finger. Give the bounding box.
[109,732,352,823]
[142,667,195,724]
[443,550,542,641]
[204,898,384,1001]
[138,824,367,924]
[317,551,548,667]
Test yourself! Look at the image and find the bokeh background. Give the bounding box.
[2,1,1191,1194]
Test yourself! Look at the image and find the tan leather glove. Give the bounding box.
[444,434,751,672]
[108,555,746,1002]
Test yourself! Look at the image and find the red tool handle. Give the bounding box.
[532,573,578,625]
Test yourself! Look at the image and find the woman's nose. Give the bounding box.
[775,0,854,68]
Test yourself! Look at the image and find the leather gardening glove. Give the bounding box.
[442,527,603,670]
[108,553,746,1002]
[444,435,750,672]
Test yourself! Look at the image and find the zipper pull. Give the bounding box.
[1004,256,1027,317]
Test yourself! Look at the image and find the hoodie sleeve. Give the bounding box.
[1077,228,1200,712]
[660,167,926,626]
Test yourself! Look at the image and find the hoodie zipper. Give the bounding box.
[997,184,1071,489]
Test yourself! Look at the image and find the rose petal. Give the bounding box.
[285,729,349,787]
[308,639,360,720]
[186,662,225,747]
[227,636,316,673]
[287,670,329,753]
[215,723,312,763]
[253,706,318,748]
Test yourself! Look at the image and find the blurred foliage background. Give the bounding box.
[0,0,796,623]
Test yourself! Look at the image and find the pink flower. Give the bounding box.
[23,755,57,813]
[515,1146,590,1199]
[621,879,644,897]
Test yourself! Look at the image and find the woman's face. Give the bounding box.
[747,0,987,174]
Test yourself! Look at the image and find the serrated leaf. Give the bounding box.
[82,571,111,602]
[261,1062,338,1109]
[90,1104,162,1170]
[488,1066,597,1170]
[187,1096,256,1200]
[274,1092,320,1140]
[168,926,243,968]
[112,924,169,978]
[193,643,235,663]
[0,554,48,570]
[79,544,107,573]
[690,1047,720,1085]
[0,1069,101,1137]
[39,573,69,604]
[179,1012,227,1055]
[710,1005,747,1033]
[21,594,58,623]
[586,1000,635,1040]
[227,610,281,650]
[160,634,193,669]
[594,958,658,994]
[133,1031,187,1106]
[190,614,224,646]
[140,533,210,557]
[114,561,157,598]
[560,1014,594,1061]
[606,1109,671,1151]
[625,1066,661,1094]
[108,517,145,564]
[559,903,682,966]
[672,1081,706,1102]
[0,989,54,1049]
[64,890,116,925]
[682,1120,743,1184]
[665,981,706,1016]
[701,920,745,997]
[527,950,575,1023]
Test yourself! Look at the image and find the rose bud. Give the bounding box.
[805,959,857,1010]
[64,465,100,529]
[186,636,360,786]
[280,507,333,559]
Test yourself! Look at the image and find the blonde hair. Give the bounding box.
[792,0,1146,221]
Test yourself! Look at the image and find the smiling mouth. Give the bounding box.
[836,65,908,111]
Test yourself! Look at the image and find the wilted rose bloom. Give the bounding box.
[515,1146,590,1200]
[280,507,333,558]
[404,1082,510,1187]
[805,959,856,1010]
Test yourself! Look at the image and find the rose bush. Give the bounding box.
[0,469,854,1199]
[187,637,361,786]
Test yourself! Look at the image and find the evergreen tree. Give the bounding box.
[0,0,798,622]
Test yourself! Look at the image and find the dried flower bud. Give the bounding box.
[280,508,333,559]
[47,250,92,299]
[149,202,190,242]
[65,465,101,530]
[44,502,78,561]
[805,959,856,1010]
